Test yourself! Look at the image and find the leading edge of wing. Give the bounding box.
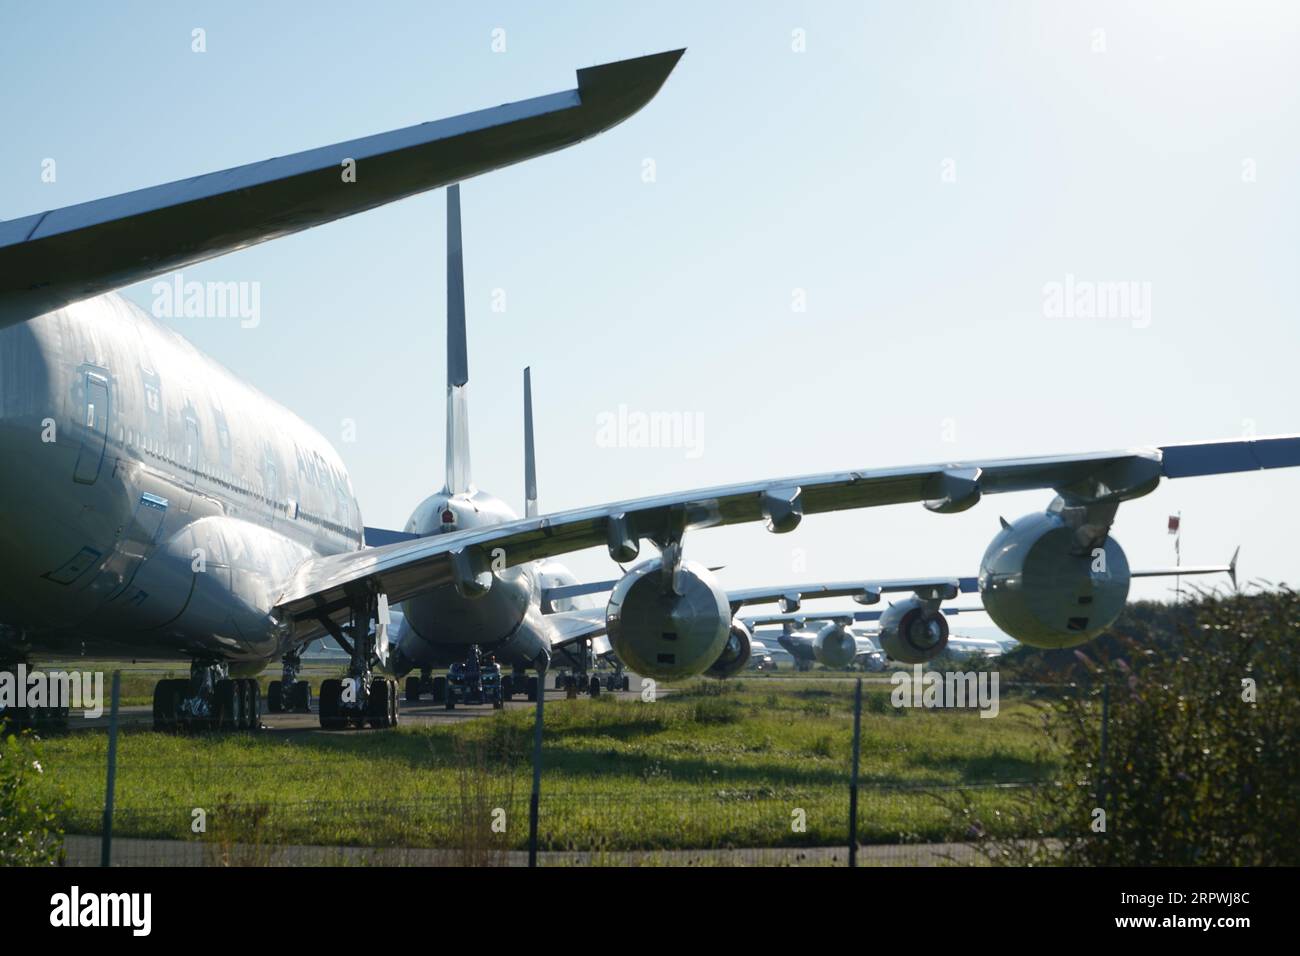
[0,49,684,328]
[273,434,1299,624]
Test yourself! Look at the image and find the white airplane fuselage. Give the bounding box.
[0,293,362,665]
[390,490,585,671]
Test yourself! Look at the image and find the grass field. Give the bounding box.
[21,676,1062,852]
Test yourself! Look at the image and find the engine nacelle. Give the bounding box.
[979,511,1130,648]
[812,623,857,668]
[877,597,950,664]
[705,621,753,679]
[606,559,731,680]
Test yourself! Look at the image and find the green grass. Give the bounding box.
[25,678,1058,852]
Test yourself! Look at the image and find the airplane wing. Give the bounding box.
[0,50,683,329]
[742,607,981,629]
[542,575,978,609]
[273,435,1299,637]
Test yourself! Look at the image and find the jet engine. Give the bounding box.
[979,510,1130,648]
[877,597,950,664]
[606,559,731,680]
[705,620,753,679]
[812,622,858,668]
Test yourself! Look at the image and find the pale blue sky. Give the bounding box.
[4,1,1297,625]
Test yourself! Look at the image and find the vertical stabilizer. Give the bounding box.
[444,184,471,494]
[524,366,538,517]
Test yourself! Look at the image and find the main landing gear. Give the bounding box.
[314,587,399,730]
[267,649,311,713]
[503,662,541,703]
[152,661,262,732]
[405,669,447,705]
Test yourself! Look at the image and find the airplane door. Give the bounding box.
[73,371,110,484]
[105,493,169,602]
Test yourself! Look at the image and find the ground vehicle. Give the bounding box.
[444,647,504,710]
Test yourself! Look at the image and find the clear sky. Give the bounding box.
[3,1,1297,628]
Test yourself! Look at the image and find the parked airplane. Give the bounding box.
[1,48,1295,737]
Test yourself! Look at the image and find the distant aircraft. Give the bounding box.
[738,550,1234,670]
[1,47,1293,737]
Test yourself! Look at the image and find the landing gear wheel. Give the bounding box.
[290,680,311,713]
[589,676,601,697]
[245,679,262,729]
[405,676,422,703]
[389,682,399,727]
[234,679,252,729]
[502,675,513,698]
[368,678,394,728]
[267,680,283,713]
[431,676,447,705]
[215,679,241,730]
[526,676,539,702]
[152,679,182,731]
[319,678,344,729]
[623,676,631,692]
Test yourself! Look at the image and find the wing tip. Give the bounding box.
[576,48,685,118]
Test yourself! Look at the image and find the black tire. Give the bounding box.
[502,675,513,698]
[368,677,390,728]
[267,680,283,713]
[445,696,455,710]
[152,680,180,731]
[319,678,343,729]
[214,679,240,730]
[405,676,421,703]
[245,680,262,729]
[291,680,311,713]
[234,679,251,730]
[389,680,399,727]
[527,676,539,702]
[589,676,601,697]
[622,676,631,692]
[431,676,447,704]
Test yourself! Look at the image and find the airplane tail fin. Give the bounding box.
[524,367,538,518]
[444,184,471,494]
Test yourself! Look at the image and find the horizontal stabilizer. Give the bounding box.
[364,527,422,547]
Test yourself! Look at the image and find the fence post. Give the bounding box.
[100,670,121,867]
[1098,680,1110,833]
[528,668,545,868]
[848,678,862,867]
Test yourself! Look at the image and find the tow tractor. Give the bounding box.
[444,646,504,710]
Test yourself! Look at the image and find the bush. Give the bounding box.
[0,729,65,865]
[956,589,1300,865]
